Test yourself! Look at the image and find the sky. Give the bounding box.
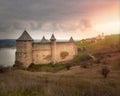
[0,0,119,40]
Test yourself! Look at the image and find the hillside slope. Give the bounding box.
[0,34,120,96]
[76,34,120,53]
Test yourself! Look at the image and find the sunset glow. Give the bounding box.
[94,21,120,34]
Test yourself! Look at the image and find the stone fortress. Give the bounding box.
[15,30,77,68]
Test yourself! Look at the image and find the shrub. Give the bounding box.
[101,66,110,78]
[73,53,92,65]
[27,63,67,72]
[65,64,71,70]
[94,58,101,64]
[0,66,11,73]
[102,60,107,64]
[28,63,43,71]
[80,63,89,68]
[79,55,92,61]
[93,52,103,59]
[13,61,25,69]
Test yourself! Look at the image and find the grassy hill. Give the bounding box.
[0,34,120,96]
[76,34,120,53]
[74,34,120,66]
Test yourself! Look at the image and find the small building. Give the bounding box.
[85,33,105,43]
[14,30,77,68]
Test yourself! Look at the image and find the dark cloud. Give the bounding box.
[0,0,118,38]
[13,22,25,30]
[1,0,114,21]
[0,22,12,32]
[30,22,43,30]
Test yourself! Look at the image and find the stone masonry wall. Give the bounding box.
[31,42,77,64]
[32,43,52,64]
[16,41,33,68]
[15,40,77,67]
[55,42,76,63]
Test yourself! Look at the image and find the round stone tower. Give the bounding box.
[14,30,33,68]
[50,34,56,64]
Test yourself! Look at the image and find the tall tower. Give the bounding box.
[15,30,33,68]
[50,34,56,64]
[69,36,77,55]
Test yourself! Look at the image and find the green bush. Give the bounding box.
[72,53,93,66]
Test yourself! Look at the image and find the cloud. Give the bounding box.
[0,0,119,38]
[0,23,11,32]
[79,19,92,31]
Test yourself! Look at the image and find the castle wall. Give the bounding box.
[54,42,76,63]
[31,42,77,64]
[32,43,52,64]
[16,41,77,67]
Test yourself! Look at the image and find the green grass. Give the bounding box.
[74,34,120,63]
[27,63,70,72]
[76,34,120,53]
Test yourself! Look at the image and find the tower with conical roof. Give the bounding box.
[41,36,48,43]
[15,30,33,68]
[50,34,56,64]
[69,36,74,43]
